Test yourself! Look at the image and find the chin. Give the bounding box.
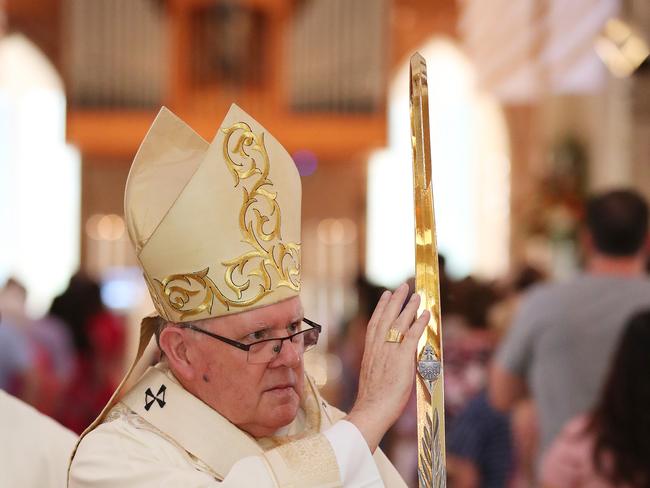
[268,397,300,428]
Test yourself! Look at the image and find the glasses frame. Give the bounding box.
[178,317,322,356]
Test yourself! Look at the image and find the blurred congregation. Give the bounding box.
[2,0,650,487]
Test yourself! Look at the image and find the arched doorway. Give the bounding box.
[366,38,510,284]
[0,34,80,314]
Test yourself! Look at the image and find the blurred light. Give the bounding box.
[87,214,126,241]
[85,214,103,240]
[292,149,318,176]
[98,214,125,241]
[316,218,357,245]
[595,18,650,78]
[100,267,145,311]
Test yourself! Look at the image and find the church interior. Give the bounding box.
[2,0,650,486]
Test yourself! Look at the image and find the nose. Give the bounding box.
[270,338,301,368]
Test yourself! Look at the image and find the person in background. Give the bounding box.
[490,189,650,461]
[49,272,125,433]
[490,265,546,487]
[443,276,500,420]
[28,311,75,416]
[0,278,38,404]
[445,266,546,488]
[443,277,508,488]
[541,309,650,487]
[446,390,512,488]
[488,265,546,340]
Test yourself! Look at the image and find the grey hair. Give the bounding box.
[153,316,171,350]
[154,317,208,350]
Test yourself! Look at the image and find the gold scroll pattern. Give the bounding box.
[155,122,300,320]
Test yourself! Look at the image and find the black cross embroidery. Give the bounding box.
[144,384,167,411]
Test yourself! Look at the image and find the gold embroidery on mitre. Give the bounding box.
[220,121,301,301]
[155,268,226,320]
[155,121,300,320]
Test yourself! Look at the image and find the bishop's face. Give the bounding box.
[180,297,306,438]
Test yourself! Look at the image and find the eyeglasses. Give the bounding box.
[178,317,322,364]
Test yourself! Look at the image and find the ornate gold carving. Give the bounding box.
[155,121,300,319]
[418,410,446,488]
[155,268,226,320]
[220,121,301,302]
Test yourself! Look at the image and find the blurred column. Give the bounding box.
[631,75,650,201]
[629,0,650,201]
[0,34,80,315]
[504,104,544,267]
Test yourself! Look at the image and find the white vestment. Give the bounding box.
[0,389,77,488]
[69,364,407,487]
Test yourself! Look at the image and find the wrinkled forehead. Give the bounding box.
[200,296,304,333]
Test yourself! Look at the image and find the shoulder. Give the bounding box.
[621,276,650,296]
[70,406,205,485]
[73,413,177,464]
[1,389,76,447]
[520,279,572,307]
[513,277,589,326]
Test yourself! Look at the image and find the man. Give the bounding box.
[490,189,650,458]
[69,105,428,486]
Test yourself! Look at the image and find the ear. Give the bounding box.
[159,326,196,382]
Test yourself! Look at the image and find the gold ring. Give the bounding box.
[385,328,404,343]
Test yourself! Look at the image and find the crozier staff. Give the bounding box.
[68,104,428,487]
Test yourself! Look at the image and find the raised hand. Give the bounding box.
[346,283,430,452]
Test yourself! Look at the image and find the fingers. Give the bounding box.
[376,283,410,337]
[392,292,421,334]
[404,309,430,347]
[365,290,392,345]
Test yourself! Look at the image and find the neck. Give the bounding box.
[587,253,646,277]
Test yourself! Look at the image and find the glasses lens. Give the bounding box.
[247,326,321,363]
[302,327,319,351]
[248,340,281,364]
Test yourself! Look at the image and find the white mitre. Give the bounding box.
[127,103,302,323]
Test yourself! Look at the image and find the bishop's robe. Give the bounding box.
[1,390,77,487]
[69,363,407,487]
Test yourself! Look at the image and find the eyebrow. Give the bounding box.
[239,315,304,334]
